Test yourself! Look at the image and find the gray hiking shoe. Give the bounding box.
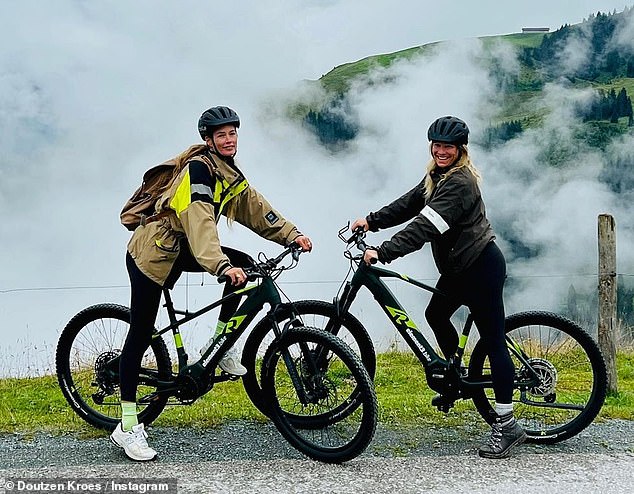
[478,413,527,459]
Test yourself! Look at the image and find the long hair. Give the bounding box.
[173,143,238,224]
[173,143,208,175]
[423,144,481,198]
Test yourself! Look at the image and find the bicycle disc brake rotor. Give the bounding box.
[299,353,334,403]
[94,351,120,395]
[523,358,558,398]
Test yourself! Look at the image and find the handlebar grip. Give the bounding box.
[218,270,259,284]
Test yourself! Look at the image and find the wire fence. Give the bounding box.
[1,271,633,379]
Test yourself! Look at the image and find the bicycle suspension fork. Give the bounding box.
[265,306,314,405]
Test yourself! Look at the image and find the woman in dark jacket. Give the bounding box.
[351,116,525,459]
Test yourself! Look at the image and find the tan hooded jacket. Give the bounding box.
[127,149,301,286]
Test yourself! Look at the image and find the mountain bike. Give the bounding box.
[256,225,608,444]
[55,243,378,463]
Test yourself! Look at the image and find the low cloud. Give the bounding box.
[2,4,633,375]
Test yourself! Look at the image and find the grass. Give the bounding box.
[1,351,632,437]
[317,32,548,96]
[309,31,634,136]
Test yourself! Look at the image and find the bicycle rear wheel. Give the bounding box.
[469,311,607,443]
[55,304,172,431]
[242,300,376,418]
[261,326,378,463]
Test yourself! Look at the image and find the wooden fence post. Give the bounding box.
[598,214,618,393]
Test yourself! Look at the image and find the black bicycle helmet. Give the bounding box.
[198,106,240,139]
[427,116,469,145]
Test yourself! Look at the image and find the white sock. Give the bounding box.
[495,402,513,417]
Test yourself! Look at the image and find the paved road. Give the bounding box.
[1,420,633,493]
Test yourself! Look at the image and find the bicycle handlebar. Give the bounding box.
[340,225,377,265]
[217,242,303,284]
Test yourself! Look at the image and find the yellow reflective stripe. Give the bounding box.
[218,179,249,215]
[169,170,192,218]
[213,179,223,203]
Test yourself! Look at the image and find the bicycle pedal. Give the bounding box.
[219,371,242,382]
[431,394,455,413]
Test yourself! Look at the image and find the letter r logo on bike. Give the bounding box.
[386,307,417,329]
[225,315,247,332]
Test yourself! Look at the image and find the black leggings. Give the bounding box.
[120,246,253,403]
[424,242,514,403]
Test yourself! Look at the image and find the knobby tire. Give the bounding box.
[55,304,171,431]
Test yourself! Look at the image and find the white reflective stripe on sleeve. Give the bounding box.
[421,205,450,234]
[190,183,214,198]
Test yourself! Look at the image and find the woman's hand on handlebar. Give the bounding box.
[350,218,369,232]
[294,235,313,252]
[363,248,379,266]
[224,267,248,286]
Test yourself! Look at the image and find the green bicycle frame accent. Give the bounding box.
[338,261,449,368]
[152,276,285,381]
[335,259,539,388]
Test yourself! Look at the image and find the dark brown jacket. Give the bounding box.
[367,166,494,275]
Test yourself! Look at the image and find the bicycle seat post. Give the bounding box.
[162,288,189,368]
[453,312,475,366]
[162,289,178,323]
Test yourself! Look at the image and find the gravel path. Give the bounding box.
[1,419,633,493]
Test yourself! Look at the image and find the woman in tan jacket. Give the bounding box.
[110,106,312,461]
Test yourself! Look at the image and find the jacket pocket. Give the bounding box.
[155,238,180,254]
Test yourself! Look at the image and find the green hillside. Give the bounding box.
[318,43,440,94]
[297,8,634,149]
[319,33,547,95]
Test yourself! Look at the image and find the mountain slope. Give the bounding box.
[298,7,633,149]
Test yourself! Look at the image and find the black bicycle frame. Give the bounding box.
[336,261,456,368]
[149,276,290,385]
[333,259,543,393]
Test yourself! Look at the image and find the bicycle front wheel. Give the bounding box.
[261,327,378,463]
[469,311,607,443]
[242,300,376,418]
[55,304,172,431]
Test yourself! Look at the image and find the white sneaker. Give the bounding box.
[110,422,157,461]
[219,345,247,376]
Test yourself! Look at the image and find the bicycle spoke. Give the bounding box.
[56,304,171,431]
[262,327,377,463]
[469,311,607,443]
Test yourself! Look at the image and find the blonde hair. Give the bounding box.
[174,143,208,173]
[173,143,238,224]
[423,144,481,198]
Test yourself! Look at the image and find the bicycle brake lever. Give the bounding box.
[287,241,302,262]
